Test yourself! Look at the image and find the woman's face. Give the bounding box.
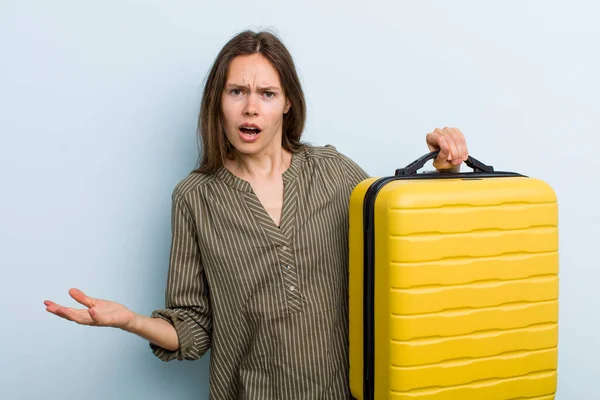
[221,53,291,158]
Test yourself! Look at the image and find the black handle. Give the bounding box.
[395,150,494,176]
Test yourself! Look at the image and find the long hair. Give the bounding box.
[194,30,307,174]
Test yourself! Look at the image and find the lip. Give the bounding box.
[238,123,262,130]
[237,123,262,143]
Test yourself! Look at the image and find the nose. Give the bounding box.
[243,93,258,116]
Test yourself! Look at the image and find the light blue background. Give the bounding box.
[1,1,598,399]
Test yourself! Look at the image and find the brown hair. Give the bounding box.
[194,30,307,174]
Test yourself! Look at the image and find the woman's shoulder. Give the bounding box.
[300,143,370,183]
[301,143,350,164]
[302,143,362,168]
[303,143,339,157]
[170,170,216,200]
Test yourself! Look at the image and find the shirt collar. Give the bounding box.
[215,147,305,192]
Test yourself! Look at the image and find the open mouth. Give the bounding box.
[239,126,262,135]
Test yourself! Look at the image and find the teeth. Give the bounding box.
[243,127,258,130]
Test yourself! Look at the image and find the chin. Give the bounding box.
[231,142,263,156]
[231,139,279,156]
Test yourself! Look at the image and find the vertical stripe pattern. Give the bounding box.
[150,144,370,399]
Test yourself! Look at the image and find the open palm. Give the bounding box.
[44,288,135,330]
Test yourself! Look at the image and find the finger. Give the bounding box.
[446,128,463,165]
[44,301,72,321]
[433,136,454,169]
[44,300,58,308]
[450,127,468,161]
[56,307,95,325]
[47,310,71,322]
[69,288,95,308]
[441,127,460,164]
[45,300,96,325]
[426,129,441,152]
[44,300,66,315]
[434,135,449,160]
[427,128,449,151]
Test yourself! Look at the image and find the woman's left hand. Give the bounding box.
[426,127,469,171]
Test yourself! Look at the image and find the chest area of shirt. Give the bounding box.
[247,178,284,228]
[201,172,350,255]
[197,175,352,317]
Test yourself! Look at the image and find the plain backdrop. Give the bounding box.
[1,1,598,399]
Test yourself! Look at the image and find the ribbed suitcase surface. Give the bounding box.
[349,154,559,400]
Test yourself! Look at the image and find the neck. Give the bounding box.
[228,147,291,181]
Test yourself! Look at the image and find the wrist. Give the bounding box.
[123,311,142,334]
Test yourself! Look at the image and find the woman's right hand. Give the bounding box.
[44,288,137,331]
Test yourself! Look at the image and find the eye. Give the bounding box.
[230,89,242,96]
[264,91,275,98]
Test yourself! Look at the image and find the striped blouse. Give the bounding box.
[150,144,369,399]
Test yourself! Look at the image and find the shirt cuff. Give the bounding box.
[148,309,208,362]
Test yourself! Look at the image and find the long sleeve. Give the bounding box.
[329,145,371,190]
[142,146,371,398]
[150,188,212,361]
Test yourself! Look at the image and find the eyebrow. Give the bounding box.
[225,83,281,91]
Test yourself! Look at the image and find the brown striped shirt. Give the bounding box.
[150,144,369,399]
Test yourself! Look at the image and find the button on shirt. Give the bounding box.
[150,145,369,399]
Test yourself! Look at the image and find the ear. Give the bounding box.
[284,99,291,114]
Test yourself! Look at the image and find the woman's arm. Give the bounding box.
[127,312,179,352]
[44,287,179,352]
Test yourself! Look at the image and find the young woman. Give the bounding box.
[44,30,469,399]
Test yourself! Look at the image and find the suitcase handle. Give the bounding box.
[395,150,494,176]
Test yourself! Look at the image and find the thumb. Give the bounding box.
[69,288,95,308]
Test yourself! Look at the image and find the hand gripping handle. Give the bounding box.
[395,150,494,176]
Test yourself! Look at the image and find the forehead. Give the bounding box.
[226,53,281,87]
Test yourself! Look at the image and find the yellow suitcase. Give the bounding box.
[349,151,559,400]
